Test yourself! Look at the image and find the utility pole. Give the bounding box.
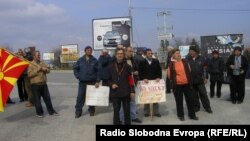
[157,11,173,48]
[128,0,133,47]
[157,11,173,66]
[128,0,132,18]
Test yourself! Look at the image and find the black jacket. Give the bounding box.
[108,61,135,98]
[207,57,225,82]
[186,55,208,84]
[139,58,162,80]
[226,55,248,80]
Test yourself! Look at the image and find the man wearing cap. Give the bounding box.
[186,45,213,114]
[226,47,248,104]
[74,46,100,118]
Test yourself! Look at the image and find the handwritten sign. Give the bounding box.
[136,79,166,104]
[85,85,110,106]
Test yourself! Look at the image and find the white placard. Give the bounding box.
[85,85,110,106]
[136,79,166,104]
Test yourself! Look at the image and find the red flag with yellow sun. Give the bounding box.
[0,48,29,112]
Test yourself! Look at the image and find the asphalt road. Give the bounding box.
[0,70,250,141]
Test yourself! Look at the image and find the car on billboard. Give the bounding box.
[103,31,121,47]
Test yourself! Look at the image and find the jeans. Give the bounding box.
[75,81,95,115]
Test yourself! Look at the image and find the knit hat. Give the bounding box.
[189,45,200,53]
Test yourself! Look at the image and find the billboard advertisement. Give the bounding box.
[93,17,131,50]
[201,34,243,58]
[179,45,190,58]
[60,44,78,63]
[43,52,54,61]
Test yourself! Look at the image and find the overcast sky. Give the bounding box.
[0,0,250,54]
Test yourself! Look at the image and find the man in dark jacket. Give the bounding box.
[139,48,162,117]
[226,47,248,104]
[73,46,100,118]
[186,45,212,114]
[98,49,112,86]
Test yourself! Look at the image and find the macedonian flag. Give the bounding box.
[0,48,29,112]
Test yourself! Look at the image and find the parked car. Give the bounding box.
[103,31,121,47]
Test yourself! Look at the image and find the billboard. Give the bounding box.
[179,45,190,58]
[60,44,78,63]
[43,52,54,61]
[92,17,131,50]
[201,34,243,58]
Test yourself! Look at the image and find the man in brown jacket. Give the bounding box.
[28,51,58,117]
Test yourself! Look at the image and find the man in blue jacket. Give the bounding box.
[73,46,100,118]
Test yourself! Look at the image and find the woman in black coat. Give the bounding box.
[207,50,225,98]
[108,48,135,125]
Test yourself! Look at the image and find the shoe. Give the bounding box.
[205,109,213,114]
[132,118,142,123]
[19,99,24,102]
[178,117,185,121]
[154,114,161,117]
[210,95,214,98]
[25,102,33,107]
[36,114,44,118]
[237,101,243,104]
[75,114,81,119]
[189,116,199,120]
[50,111,59,116]
[144,114,150,117]
[232,101,236,104]
[7,100,15,104]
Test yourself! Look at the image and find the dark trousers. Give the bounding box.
[75,81,95,115]
[112,97,131,125]
[144,103,159,115]
[210,81,222,97]
[173,84,196,118]
[31,84,55,115]
[166,76,172,93]
[231,75,245,102]
[192,83,211,111]
[17,77,28,101]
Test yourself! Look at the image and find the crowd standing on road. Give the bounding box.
[5,44,249,125]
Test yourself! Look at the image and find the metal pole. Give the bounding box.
[128,0,133,47]
[129,0,131,18]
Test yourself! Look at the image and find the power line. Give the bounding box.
[131,6,250,13]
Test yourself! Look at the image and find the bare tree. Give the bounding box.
[173,37,184,48]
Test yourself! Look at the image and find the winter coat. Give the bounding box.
[207,57,225,82]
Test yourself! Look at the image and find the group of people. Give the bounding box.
[167,45,249,121]
[73,45,163,125]
[73,44,215,124]
[8,44,248,124]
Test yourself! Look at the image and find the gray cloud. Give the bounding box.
[0,0,86,52]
